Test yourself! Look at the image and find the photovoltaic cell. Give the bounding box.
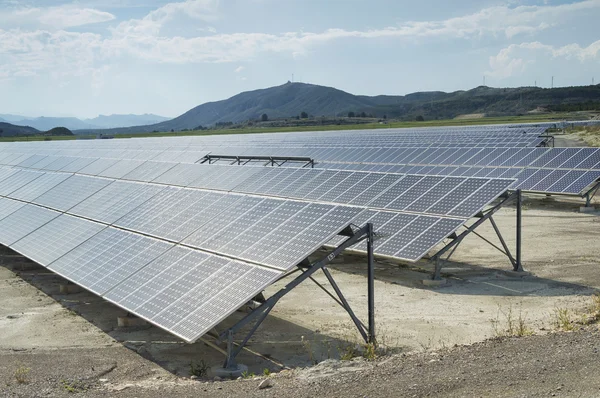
[0,204,60,246]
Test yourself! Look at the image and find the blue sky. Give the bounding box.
[0,0,599,118]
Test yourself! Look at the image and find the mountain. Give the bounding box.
[0,114,33,123]
[0,122,40,137]
[0,114,171,131]
[22,117,96,131]
[74,82,600,135]
[84,114,170,129]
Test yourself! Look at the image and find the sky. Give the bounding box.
[0,0,599,119]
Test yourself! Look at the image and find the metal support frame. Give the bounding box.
[583,181,600,207]
[429,190,523,280]
[218,223,375,370]
[539,135,555,147]
[200,154,315,168]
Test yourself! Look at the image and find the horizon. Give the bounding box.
[3,81,599,121]
[1,0,599,119]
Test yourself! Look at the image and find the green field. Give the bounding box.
[0,112,586,142]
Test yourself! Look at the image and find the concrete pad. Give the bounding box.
[421,278,448,287]
[502,270,532,278]
[212,364,248,379]
[117,315,148,328]
[580,206,596,213]
[59,284,83,294]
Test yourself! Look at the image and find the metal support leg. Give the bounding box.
[321,268,369,343]
[218,223,373,369]
[489,216,516,267]
[430,190,522,277]
[515,189,523,272]
[225,330,236,369]
[367,223,376,344]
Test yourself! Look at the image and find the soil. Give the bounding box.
[1,194,599,397]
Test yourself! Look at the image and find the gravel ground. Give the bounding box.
[3,326,600,397]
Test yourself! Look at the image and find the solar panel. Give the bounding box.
[8,172,71,202]
[33,175,113,211]
[11,214,105,265]
[0,204,60,246]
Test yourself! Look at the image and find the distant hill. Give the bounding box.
[22,117,96,131]
[84,114,170,129]
[75,82,600,135]
[0,114,34,123]
[0,122,40,137]
[0,114,171,131]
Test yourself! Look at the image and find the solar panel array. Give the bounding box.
[0,171,365,342]
[0,159,514,262]
[15,122,600,345]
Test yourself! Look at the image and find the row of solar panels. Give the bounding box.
[0,197,286,343]
[2,144,599,196]
[2,145,596,173]
[316,164,600,196]
[0,125,547,151]
[209,147,600,170]
[0,159,514,262]
[0,143,555,167]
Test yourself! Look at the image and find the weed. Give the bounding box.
[241,371,255,379]
[60,379,87,393]
[189,360,209,378]
[14,365,30,384]
[339,343,358,361]
[491,305,534,337]
[362,343,377,361]
[262,368,271,377]
[300,335,317,365]
[553,308,574,331]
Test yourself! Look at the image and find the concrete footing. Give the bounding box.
[59,283,83,294]
[580,206,596,213]
[212,364,248,379]
[502,270,532,278]
[117,315,148,328]
[237,300,261,313]
[421,278,448,287]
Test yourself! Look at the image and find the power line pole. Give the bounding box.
[551,76,554,89]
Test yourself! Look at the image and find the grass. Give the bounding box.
[60,379,87,393]
[567,125,600,147]
[553,308,574,331]
[0,113,586,143]
[241,370,255,379]
[14,365,30,384]
[491,305,534,338]
[189,360,209,378]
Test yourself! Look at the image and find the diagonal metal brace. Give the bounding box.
[430,189,523,279]
[218,223,375,369]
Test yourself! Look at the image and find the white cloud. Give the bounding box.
[112,0,219,37]
[1,0,600,80]
[486,40,600,78]
[0,4,115,29]
[234,66,245,73]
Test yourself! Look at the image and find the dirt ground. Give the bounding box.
[1,189,599,396]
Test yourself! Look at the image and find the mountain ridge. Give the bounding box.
[0,113,170,131]
[74,82,600,135]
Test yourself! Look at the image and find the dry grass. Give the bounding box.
[491,304,534,338]
[570,126,600,147]
[14,365,30,384]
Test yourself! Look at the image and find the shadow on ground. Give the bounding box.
[0,250,387,378]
